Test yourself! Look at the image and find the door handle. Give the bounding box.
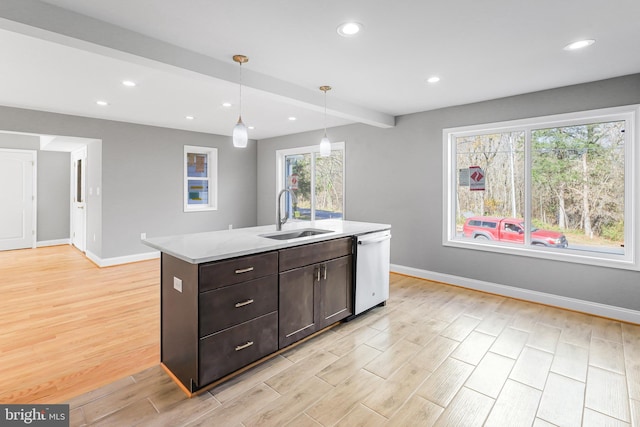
[316,266,321,282]
[322,264,327,280]
[358,235,391,245]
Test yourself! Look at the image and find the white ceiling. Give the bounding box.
[1,0,639,141]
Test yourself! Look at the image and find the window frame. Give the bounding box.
[276,141,345,221]
[184,145,218,212]
[443,105,639,271]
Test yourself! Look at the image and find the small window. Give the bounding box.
[184,145,217,212]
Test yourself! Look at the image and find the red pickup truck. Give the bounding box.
[463,216,568,248]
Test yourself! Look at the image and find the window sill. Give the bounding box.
[444,238,637,271]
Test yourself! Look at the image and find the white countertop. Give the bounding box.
[142,220,391,264]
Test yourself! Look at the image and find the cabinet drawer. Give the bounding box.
[279,237,352,272]
[200,251,278,292]
[199,275,277,337]
[199,311,278,386]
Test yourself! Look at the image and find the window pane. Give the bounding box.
[187,179,209,205]
[184,146,217,212]
[532,121,625,254]
[76,159,83,203]
[314,150,344,219]
[187,153,208,178]
[284,153,311,220]
[456,132,525,242]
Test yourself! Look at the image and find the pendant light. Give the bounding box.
[232,55,249,148]
[319,85,331,157]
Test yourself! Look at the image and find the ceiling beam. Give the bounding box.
[0,0,395,128]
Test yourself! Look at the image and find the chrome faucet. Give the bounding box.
[277,188,297,231]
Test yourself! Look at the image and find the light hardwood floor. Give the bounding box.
[3,246,640,426]
[0,245,159,403]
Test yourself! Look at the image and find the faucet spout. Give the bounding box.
[277,189,297,231]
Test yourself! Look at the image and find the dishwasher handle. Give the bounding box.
[358,234,391,245]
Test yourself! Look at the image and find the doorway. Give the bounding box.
[0,149,36,251]
[71,146,87,252]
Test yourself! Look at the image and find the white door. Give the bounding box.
[71,147,87,252]
[0,149,36,251]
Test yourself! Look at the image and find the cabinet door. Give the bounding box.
[278,264,318,348]
[318,255,352,329]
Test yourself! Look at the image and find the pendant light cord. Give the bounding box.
[323,89,327,137]
[238,61,243,120]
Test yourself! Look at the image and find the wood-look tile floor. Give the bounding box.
[68,274,640,427]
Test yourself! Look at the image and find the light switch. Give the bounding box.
[173,277,183,293]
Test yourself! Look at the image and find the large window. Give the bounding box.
[276,142,345,221]
[444,106,638,270]
[184,145,217,212]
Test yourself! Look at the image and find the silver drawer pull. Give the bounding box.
[235,267,254,274]
[235,299,254,308]
[235,341,254,351]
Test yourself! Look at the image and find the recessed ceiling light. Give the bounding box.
[96,100,109,106]
[248,126,255,130]
[337,22,363,37]
[563,39,595,51]
[185,115,195,120]
[122,80,136,87]
[427,76,441,83]
[288,117,297,121]
[222,102,232,108]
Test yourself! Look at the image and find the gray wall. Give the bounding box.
[0,133,70,242]
[0,106,257,259]
[38,150,71,241]
[257,73,640,311]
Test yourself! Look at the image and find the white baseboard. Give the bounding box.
[37,238,70,247]
[86,250,160,267]
[390,264,640,324]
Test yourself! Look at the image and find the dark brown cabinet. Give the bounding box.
[161,251,278,392]
[318,255,352,328]
[161,236,354,393]
[278,237,353,348]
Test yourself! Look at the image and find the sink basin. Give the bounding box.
[260,228,333,240]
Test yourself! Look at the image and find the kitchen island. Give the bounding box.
[143,220,390,395]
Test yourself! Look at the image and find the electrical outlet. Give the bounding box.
[140,232,146,240]
[173,277,182,293]
[228,224,233,230]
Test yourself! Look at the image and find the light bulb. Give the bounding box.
[320,135,331,157]
[564,39,595,51]
[233,117,248,148]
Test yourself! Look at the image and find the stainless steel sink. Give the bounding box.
[260,228,333,240]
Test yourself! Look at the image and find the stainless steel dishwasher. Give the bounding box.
[353,229,391,315]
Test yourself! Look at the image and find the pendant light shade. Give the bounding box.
[232,55,249,148]
[319,135,331,157]
[319,85,332,157]
[233,117,248,148]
